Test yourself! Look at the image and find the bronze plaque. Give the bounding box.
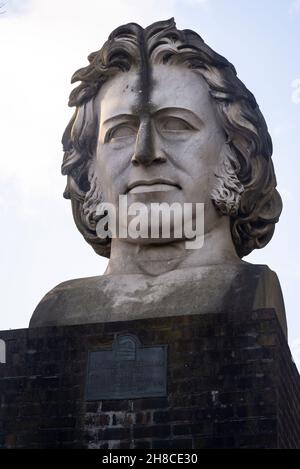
[85,334,167,400]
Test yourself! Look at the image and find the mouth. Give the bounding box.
[127,179,181,194]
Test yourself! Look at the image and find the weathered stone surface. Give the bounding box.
[29,19,286,335]
[30,264,287,337]
[1,309,299,449]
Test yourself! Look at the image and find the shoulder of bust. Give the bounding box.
[29,276,106,328]
[234,262,287,336]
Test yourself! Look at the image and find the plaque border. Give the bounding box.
[85,334,168,401]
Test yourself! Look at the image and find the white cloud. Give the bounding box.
[271,122,297,139]
[291,78,300,104]
[291,338,300,368]
[185,0,208,4]
[180,0,210,10]
[289,0,300,14]
[278,187,295,203]
[0,0,31,16]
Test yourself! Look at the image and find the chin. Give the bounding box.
[124,235,185,246]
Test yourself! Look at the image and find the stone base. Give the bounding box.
[0,309,299,449]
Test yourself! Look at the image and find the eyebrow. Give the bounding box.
[154,107,204,126]
[102,114,138,127]
[101,107,204,127]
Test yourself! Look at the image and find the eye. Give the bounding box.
[109,124,137,142]
[159,117,194,132]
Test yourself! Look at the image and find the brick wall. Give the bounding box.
[0,309,299,449]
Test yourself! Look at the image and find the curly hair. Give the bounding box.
[61,18,282,258]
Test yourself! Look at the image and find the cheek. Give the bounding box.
[197,128,224,164]
[173,131,223,200]
[169,126,223,166]
[95,144,133,200]
[204,130,224,167]
[173,137,220,177]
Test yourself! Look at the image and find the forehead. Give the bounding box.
[151,65,212,115]
[96,64,215,123]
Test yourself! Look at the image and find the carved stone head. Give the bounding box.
[61,18,282,258]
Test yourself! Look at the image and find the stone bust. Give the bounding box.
[30,18,287,336]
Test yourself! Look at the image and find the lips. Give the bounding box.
[127,179,181,194]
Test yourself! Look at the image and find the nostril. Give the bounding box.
[154,155,166,164]
[131,157,139,166]
[131,151,166,166]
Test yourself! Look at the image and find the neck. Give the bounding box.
[105,216,242,276]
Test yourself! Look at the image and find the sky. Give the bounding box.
[0,0,299,365]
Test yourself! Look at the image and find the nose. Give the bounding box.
[131,118,166,166]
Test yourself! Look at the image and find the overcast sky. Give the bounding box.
[0,0,299,365]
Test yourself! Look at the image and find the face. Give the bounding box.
[93,64,226,241]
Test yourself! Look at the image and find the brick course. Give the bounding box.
[0,309,299,449]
